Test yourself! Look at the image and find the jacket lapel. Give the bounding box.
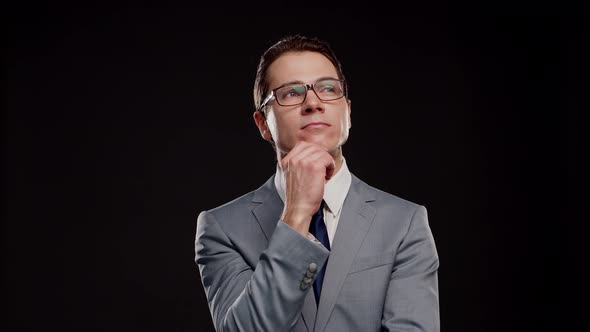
[251,175,283,242]
[314,175,376,332]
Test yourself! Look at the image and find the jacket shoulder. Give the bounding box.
[197,175,275,227]
[353,174,423,211]
[199,190,256,223]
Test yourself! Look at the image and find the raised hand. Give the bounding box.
[279,141,336,236]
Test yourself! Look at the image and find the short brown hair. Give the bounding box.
[253,35,347,113]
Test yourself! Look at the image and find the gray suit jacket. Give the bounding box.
[195,173,439,331]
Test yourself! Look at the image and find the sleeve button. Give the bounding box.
[308,263,317,273]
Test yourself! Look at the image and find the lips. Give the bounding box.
[302,122,330,129]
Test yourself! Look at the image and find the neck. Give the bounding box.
[331,148,344,176]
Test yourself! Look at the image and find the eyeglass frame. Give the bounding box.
[257,78,347,113]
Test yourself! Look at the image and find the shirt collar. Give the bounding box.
[274,157,352,216]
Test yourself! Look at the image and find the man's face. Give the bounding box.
[254,51,351,157]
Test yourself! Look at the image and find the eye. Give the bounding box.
[316,80,341,95]
[279,85,306,99]
[319,84,336,93]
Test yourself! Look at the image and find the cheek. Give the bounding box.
[336,112,351,133]
[265,113,298,144]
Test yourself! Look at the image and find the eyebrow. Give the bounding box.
[274,76,339,90]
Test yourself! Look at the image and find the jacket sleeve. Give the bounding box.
[195,210,330,332]
[382,205,440,332]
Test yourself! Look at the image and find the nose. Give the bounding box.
[301,86,324,114]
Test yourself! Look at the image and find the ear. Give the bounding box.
[253,110,273,141]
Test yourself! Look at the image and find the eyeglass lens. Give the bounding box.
[276,79,344,106]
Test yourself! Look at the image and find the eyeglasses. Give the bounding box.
[258,79,346,112]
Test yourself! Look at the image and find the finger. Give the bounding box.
[288,145,324,170]
[305,149,335,180]
[323,154,336,180]
[281,141,309,170]
[325,160,336,180]
[281,142,322,171]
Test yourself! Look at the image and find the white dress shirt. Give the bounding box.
[274,157,352,246]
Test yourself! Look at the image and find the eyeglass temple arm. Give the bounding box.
[258,93,275,112]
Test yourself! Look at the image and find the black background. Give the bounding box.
[3,3,585,332]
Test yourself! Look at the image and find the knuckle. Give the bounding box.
[310,163,323,172]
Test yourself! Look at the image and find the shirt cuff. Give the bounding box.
[307,232,322,244]
[279,219,323,244]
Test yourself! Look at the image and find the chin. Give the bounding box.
[305,136,333,148]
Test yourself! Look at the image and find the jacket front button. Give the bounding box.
[300,281,309,290]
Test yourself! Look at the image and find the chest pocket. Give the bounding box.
[348,253,395,274]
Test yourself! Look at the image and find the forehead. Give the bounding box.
[267,51,339,89]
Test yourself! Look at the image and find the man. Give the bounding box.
[195,34,439,331]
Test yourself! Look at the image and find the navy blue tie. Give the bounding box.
[309,200,330,304]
